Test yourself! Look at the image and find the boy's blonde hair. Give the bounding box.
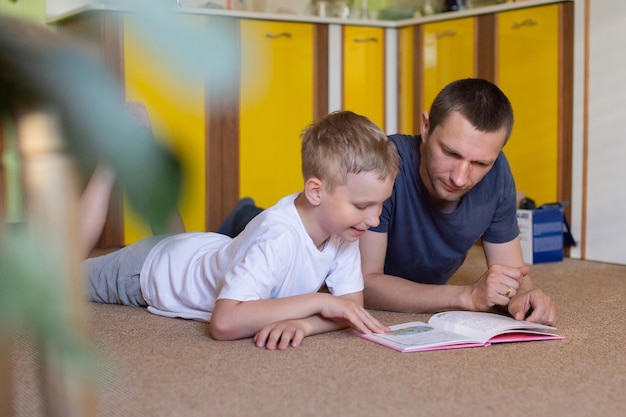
[300,111,399,192]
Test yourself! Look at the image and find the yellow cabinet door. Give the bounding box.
[239,20,315,208]
[497,5,559,206]
[122,15,207,244]
[421,17,476,112]
[343,26,385,130]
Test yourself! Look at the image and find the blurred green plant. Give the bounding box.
[1,1,242,380]
[0,3,192,371]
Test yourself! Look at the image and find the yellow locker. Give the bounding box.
[343,25,385,130]
[422,17,476,112]
[122,15,206,244]
[497,5,559,206]
[239,20,315,208]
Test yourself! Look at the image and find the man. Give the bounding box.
[359,78,556,325]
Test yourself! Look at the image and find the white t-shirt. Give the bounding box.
[140,194,364,322]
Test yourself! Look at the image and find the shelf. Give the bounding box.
[46,0,573,27]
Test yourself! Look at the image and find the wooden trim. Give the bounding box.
[102,13,125,86]
[381,28,387,131]
[396,28,402,132]
[56,12,125,248]
[0,334,12,417]
[99,12,125,249]
[476,13,496,82]
[205,17,241,232]
[580,0,590,259]
[558,1,574,256]
[492,13,500,85]
[341,26,346,110]
[313,24,329,120]
[0,117,5,224]
[413,24,424,131]
[396,26,410,133]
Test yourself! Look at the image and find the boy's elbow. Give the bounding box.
[208,317,241,341]
[209,300,251,341]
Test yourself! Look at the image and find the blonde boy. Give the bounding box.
[84,110,399,350]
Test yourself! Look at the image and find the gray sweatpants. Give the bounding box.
[84,235,167,307]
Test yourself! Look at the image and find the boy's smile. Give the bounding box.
[302,171,394,248]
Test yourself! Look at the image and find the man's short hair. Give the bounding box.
[428,78,514,143]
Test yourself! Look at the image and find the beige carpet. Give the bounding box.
[11,245,626,417]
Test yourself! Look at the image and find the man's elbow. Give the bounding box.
[362,270,384,289]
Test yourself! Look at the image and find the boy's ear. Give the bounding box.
[303,177,323,206]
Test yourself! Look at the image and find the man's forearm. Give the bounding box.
[363,273,470,313]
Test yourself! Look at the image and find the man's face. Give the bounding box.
[420,111,507,211]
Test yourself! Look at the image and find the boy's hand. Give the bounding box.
[252,296,389,350]
[319,296,390,335]
[254,320,307,350]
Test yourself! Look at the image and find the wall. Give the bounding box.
[570,0,626,265]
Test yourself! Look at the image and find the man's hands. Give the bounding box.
[508,288,556,325]
[469,264,528,310]
[254,295,389,350]
[468,264,556,325]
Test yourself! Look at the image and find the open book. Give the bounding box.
[353,311,563,353]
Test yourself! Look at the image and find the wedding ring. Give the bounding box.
[505,287,512,297]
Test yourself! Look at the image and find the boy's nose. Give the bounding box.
[364,207,382,228]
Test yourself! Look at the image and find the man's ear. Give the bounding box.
[421,111,429,142]
[303,177,323,207]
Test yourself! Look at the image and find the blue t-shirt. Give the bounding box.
[370,134,520,285]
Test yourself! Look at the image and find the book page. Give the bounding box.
[428,311,557,343]
[354,322,482,352]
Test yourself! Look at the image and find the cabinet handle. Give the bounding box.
[353,37,379,43]
[512,19,538,29]
[265,32,292,39]
[435,30,457,40]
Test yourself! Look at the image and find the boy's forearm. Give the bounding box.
[210,293,333,341]
[297,314,349,337]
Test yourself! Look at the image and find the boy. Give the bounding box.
[84,110,399,350]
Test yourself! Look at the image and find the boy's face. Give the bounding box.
[420,111,506,211]
[318,172,394,243]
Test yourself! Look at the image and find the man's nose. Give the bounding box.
[450,161,470,187]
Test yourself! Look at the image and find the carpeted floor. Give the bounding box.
[10,245,626,417]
